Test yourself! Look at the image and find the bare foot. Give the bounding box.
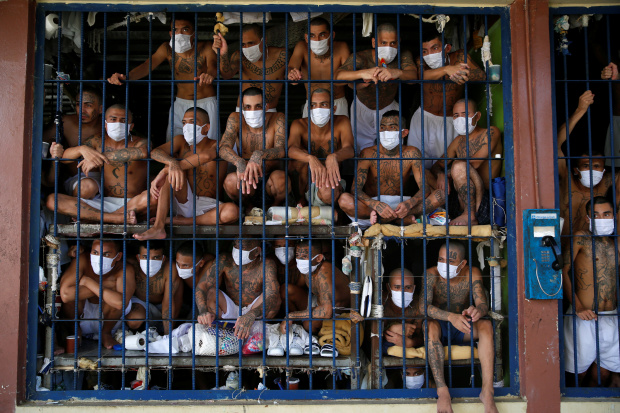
[449,213,477,226]
[403,214,417,225]
[54,346,65,356]
[479,388,498,413]
[370,210,378,225]
[437,387,453,413]
[101,332,117,350]
[133,225,166,240]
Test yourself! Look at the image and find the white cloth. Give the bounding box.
[63,172,101,197]
[564,306,620,374]
[350,97,399,155]
[407,106,456,169]
[290,12,322,22]
[130,297,163,321]
[604,115,620,167]
[173,181,219,218]
[80,299,132,337]
[166,96,218,141]
[82,196,132,213]
[302,96,349,118]
[347,195,411,229]
[220,290,263,321]
[222,12,271,25]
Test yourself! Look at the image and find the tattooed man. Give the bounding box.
[408,26,485,170]
[289,88,354,207]
[47,105,155,224]
[125,241,182,335]
[213,24,286,110]
[134,107,238,241]
[196,239,280,340]
[338,110,429,228]
[425,99,502,226]
[279,241,349,335]
[563,196,620,387]
[175,241,215,289]
[420,241,497,413]
[335,23,417,154]
[220,87,290,210]
[288,17,351,118]
[108,14,219,141]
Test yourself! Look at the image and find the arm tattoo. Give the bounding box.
[107,146,146,164]
[151,147,176,164]
[355,165,376,208]
[471,279,488,316]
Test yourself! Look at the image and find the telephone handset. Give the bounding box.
[542,236,563,271]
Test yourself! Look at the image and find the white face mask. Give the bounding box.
[437,261,463,280]
[169,33,193,54]
[140,259,163,277]
[377,46,398,64]
[275,247,295,265]
[232,247,258,266]
[578,169,605,187]
[243,41,263,63]
[176,259,202,280]
[453,114,478,136]
[182,123,208,146]
[390,289,414,308]
[296,255,321,275]
[423,49,444,69]
[589,218,615,235]
[90,253,118,276]
[105,121,129,142]
[310,37,329,56]
[380,130,400,151]
[310,108,331,127]
[243,109,264,129]
[405,374,424,389]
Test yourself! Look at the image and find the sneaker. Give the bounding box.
[282,326,304,356]
[266,324,284,356]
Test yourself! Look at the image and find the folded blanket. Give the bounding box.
[318,313,364,356]
[387,344,478,360]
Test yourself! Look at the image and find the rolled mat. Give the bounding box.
[387,345,478,360]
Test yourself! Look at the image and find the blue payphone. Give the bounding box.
[523,209,563,300]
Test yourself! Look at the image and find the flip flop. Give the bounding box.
[320,344,338,357]
[304,342,320,355]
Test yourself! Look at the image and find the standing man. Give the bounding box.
[335,23,417,154]
[288,17,351,118]
[107,13,219,141]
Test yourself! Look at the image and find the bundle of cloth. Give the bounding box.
[318,313,364,357]
[387,345,478,360]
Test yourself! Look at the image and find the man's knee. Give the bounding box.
[267,170,288,195]
[426,320,442,340]
[451,160,468,182]
[219,203,239,224]
[475,319,493,338]
[223,173,238,195]
[75,179,99,200]
[46,193,57,211]
[338,193,354,215]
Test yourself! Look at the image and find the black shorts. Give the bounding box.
[447,188,491,225]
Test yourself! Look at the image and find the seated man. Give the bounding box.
[338,110,429,228]
[563,196,620,387]
[289,88,354,207]
[59,239,135,349]
[195,239,280,340]
[125,241,182,335]
[420,241,497,413]
[47,104,155,224]
[220,87,289,211]
[175,241,215,289]
[134,107,238,241]
[383,268,425,389]
[425,98,502,225]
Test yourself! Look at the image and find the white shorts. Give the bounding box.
[302,96,349,118]
[80,299,132,337]
[604,115,620,167]
[173,182,219,218]
[81,196,132,213]
[305,180,346,207]
[63,172,102,197]
[407,107,456,170]
[130,297,163,321]
[564,306,620,374]
[347,195,411,229]
[220,290,263,321]
[167,96,218,142]
[350,97,399,155]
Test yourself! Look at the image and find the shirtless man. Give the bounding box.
[280,241,350,336]
[288,17,351,118]
[420,241,497,413]
[220,87,289,210]
[426,99,502,226]
[601,62,620,165]
[175,241,215,289]
[408,26,485,169]
[46,105,154,224]
[134,107,238,240]
[195,239,280,340]
[289,88,354,207]
[563,196,620,387]
[125,241,182,335]
[338,110,429,228]
[213,24,286,110]
[108,14,218,141]
[60,239,135,349]
[271,238,298,286]
[558,90,620,236]
[43,86,103,199]
[383,268,425,389]
[335,23,417,154]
